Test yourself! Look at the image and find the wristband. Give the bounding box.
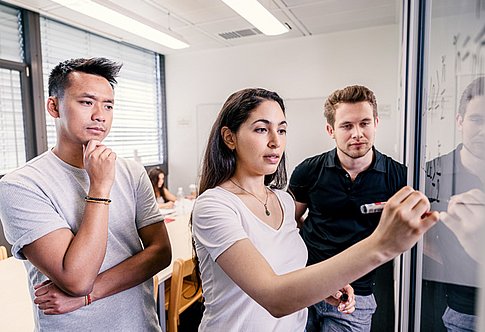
[84,196,111,205]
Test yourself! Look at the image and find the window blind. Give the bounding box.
[40,18,164,165]
[0,68,25,173]
[0,4,25,174]
[0,4,23,62]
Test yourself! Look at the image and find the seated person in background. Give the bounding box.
[191,87,439,331]
[148,167,177,209]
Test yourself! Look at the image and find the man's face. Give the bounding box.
[50,71,114,147]
[458,95,485,159]
[326,101,377,159]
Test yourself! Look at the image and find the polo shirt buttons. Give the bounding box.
[344,173,351,191]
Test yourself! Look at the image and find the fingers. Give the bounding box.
[83,140,117,194]
[387,185,415,204]
[421,210,440,224]
[34,280,54,298]
[388,186,439,227]
[37,302,62,315]
[84,140,116,162]
[337,285,355,314]
[338,294,355,314]
[374,187,440,257]
[392,186,430,217]
[341,284,354,298]
[84,140,101,159]
[450,189,485,205]
[34,280,52,291]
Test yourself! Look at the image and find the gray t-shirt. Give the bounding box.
[0,150,162,331]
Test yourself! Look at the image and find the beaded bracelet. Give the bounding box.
[84,196,111,205]
[84,294,92,306]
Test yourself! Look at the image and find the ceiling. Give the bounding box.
[3,0,402,55]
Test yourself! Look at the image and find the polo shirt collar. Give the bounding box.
[327,146,386,173]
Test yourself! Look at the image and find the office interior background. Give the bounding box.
[0,0,484,331]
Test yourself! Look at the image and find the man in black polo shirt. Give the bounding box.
[289,85,406,331]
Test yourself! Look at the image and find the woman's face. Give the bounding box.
[158,173,165,188]
[227,100,287,177]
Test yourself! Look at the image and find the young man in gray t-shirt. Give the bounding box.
[0,58,171,330]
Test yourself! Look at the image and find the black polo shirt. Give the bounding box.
[289,147,406,295]
[424,144,479,315]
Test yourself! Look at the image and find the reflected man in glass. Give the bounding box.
[424,77,485,332]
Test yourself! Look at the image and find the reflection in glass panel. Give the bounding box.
[422,1,485,331]
[0,69,25,173]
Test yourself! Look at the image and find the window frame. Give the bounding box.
[0,4,168,176]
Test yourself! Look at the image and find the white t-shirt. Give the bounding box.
[192,186,308,332]
[0,150,162,331]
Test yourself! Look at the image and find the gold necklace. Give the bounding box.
[229,179,271,216]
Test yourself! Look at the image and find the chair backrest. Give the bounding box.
[153,274,159,300]
[0,246,8,260]
[167,258,202,332]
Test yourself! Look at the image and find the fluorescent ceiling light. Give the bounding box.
[50,0,189,49]
[221,0,289,36]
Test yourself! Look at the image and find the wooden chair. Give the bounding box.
[0,246,8,260]
[153,274,159,300]
[165,258,203,332]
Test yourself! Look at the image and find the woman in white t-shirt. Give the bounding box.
[191,88,439,332]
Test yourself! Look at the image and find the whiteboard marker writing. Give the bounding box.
[360,202,386,214]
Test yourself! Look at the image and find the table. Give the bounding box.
[0,257,35,331]
[156,211,194,331]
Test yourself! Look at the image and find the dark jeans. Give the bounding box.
[306,294,377,332]
[442,307,476,332]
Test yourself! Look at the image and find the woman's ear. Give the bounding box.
[46,97,60,118]
[221,126,236,150]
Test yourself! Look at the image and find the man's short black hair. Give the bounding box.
[48,57,122,98]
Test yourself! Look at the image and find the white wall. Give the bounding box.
[165,24,401,191]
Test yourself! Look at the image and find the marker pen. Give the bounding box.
[360,202,386,214]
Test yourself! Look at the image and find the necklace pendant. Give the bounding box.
[265,207,271,216]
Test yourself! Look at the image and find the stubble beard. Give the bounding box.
[340,143,372,159]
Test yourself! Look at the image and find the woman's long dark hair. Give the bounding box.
[148,167,169,202]
[191,88,288,290]
[198,88,287,195]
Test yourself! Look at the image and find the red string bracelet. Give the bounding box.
[85,294,92,306]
